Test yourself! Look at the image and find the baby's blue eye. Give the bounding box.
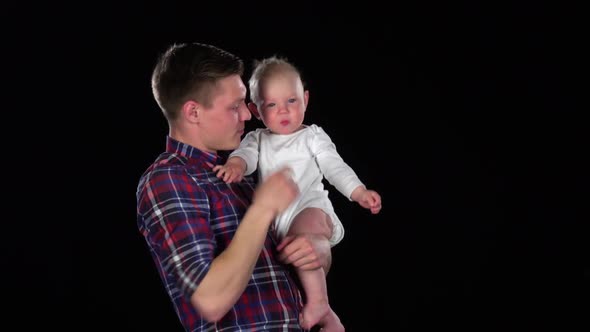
[288,98,296,103]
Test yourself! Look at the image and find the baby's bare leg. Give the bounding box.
[287,208,343,331]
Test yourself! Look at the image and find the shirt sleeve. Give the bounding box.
[137,165,214,297]
[229,130,260,176]
[310,125,364,201]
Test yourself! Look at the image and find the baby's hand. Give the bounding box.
[351,187,382,214]
[212,157,246,183]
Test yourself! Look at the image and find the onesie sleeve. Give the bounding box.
[229,129,260,176]
[309,125,364,200]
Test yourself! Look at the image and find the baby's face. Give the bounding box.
[258,71,308,135]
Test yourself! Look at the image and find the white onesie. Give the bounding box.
[230,124,364,246]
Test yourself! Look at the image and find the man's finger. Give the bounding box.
[277,235,295,252]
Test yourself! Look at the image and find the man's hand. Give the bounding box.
[252,167,299,217]
[276,233,332,274]
[213,157,247,183]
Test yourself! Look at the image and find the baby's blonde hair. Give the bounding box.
[248,56,301,107]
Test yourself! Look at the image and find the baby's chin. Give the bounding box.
[271,124,304,135]
[270,129,293,135]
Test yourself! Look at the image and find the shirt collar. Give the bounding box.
[165,136,222,166]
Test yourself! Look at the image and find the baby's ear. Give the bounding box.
[247,102,262,120]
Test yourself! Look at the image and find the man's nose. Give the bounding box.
[240,104,251,121]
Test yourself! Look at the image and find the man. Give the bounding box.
[136,42,332,331]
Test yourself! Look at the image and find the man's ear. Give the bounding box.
[247,102,262,120]
[181,100,200,124]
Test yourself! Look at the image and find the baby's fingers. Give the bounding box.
[230,172,242,183]
[223,170,233,182]
[229,173,243,183]
[370,193,382,214]
[214,167,227,179]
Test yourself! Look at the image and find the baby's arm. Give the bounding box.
[350,185,382,214]
[213,157,247,184]
[213,130,261,183]
[311,125,382,214]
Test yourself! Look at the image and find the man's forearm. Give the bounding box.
[190,204,275,321]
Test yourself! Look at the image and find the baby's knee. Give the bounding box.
[289,208,333,239]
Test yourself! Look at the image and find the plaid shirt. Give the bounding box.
[137,137,304,331]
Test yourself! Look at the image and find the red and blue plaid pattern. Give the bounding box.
[137,136,304,331]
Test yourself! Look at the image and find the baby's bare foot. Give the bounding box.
[317,309,344,332]
[299,299,330,329]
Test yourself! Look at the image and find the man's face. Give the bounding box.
[199,75,251,152]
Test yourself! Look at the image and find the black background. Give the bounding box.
[5,1,586,331]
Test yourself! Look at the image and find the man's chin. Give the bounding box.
[223,141,240,151]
